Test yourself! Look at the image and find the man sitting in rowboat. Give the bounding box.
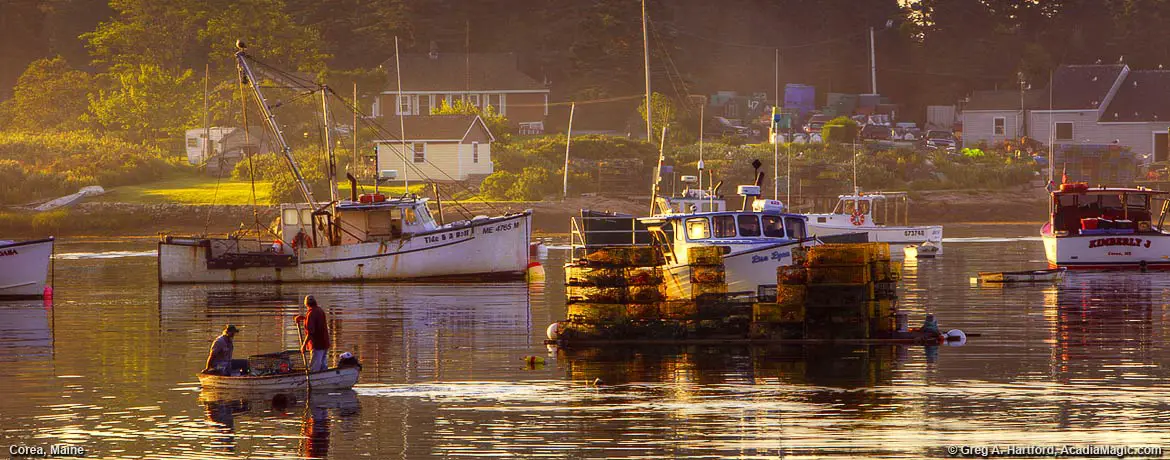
[203,324,244,375]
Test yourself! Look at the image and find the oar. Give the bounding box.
[296,321,313,393]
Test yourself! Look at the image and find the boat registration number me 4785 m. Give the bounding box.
[482,222,518,234]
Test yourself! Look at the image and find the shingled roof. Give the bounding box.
[380,52,545,92]
[964,89,1045,111]
[1048,64,1126,110]
[372,115,494,142]
[1100,70,1170,122]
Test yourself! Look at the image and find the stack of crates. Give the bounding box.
[801,243,897,339]
[563,246,666,339]
[750,264,807,339]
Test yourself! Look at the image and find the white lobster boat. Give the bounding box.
[572,183,818,300]
[1042,183,1170,269]
[0,237,54,298]
[158,46,531,284]
[805,190,943,255]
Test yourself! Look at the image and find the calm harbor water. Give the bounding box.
[2,224,1170,458]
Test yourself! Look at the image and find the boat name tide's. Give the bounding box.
[904,229,926,237]
[751,250,791,264]
[423,228,473,244]
[1088,237,1151,249]
[0,249,17,257]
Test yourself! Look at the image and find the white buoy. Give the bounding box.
[546,322,561,341]
[944,329,966,347]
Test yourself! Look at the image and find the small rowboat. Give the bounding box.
[904,241,940,259]
[977,267,1066,283]
[199,366,360,391]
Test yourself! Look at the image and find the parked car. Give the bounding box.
[708,116,750,139]
[924,130,957,152]
[861,124,895,141]
[803,114,829,134]
[894,122,921,141]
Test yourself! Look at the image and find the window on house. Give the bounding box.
[994,117,1005,135]
[412,143,425,163]
[419,95,432,115]
[472,142,479,163]
[187,137,199,149]
[543,93,549,116]
[467,94,480,107]
[1056,122,1074,141]
[499,94,507,116]
[396,95,413,115]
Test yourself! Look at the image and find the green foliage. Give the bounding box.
[961,147,986,158]
[84,64,200,146]
[508,166,556,200]
[637,92,680,144]
[822,117,859,144]
[0,131,181,203]
[1,57,95,131]
[479,171,518,200]
[239,148,337,203]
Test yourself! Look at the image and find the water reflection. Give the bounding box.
[0,299,53,362]
[198,389,360,457]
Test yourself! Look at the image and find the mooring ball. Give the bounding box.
[546,322,561,340]
[944,329,967,347]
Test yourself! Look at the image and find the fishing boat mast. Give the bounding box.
[234,43,317,208]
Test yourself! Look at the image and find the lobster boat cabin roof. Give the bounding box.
[335,196,429,210]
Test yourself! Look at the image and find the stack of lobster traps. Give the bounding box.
[752,243,902,340]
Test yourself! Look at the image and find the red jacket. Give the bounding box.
[305,306,331,350]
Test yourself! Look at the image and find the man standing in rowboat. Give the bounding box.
[296,295,331,372]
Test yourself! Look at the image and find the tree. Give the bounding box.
[638,92,679,144]
[1,57,95,131]
[822,117,859,144]
[84,64,200,146]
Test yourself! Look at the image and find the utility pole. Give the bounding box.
[642,0,652,142]
[353,82,358,177]
[395,36,408,194]
[563,102,575,200]
[869,27,877,94]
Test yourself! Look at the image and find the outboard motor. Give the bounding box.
[337,351,362,370]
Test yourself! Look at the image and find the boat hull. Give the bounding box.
[978,268,1065,283]
[198,366,360,391]
[0,238,54,298]
[664,239,819,300]
[806,222,943,254]
[1042,229,1170,269]
[159,213,531,283]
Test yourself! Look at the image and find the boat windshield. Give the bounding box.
[737,215,761,237]
[785,217,807,239]
[762,215,785,237]
[712,215,736,238]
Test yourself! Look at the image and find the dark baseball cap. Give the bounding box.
[224,324,242,333]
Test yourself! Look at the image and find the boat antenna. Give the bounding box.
[650,125,667,214]
[394,36,409,196]
[698,103,704,194]
[321,85,338,204]
[235,42,317,208]
[562,101,575,201]
[1048,69,1054,185]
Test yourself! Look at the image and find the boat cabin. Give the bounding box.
[640,207,809,265]
[810,192,910,227]
[279,195,439,247]
[1049,185,1168,237]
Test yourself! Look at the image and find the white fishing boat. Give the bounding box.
[572,176,819,300]
[1041,183,1170,269]
[903,241,940,259]
[805,190,944,254]
[0,237,54,298]
[158,45,531,284]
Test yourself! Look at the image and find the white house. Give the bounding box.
[373,115,495,182]
[962,64,1170,161]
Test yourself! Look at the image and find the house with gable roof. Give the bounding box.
[961,64,1170,161]
[372,115,495,183]
[374,44,549,135]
